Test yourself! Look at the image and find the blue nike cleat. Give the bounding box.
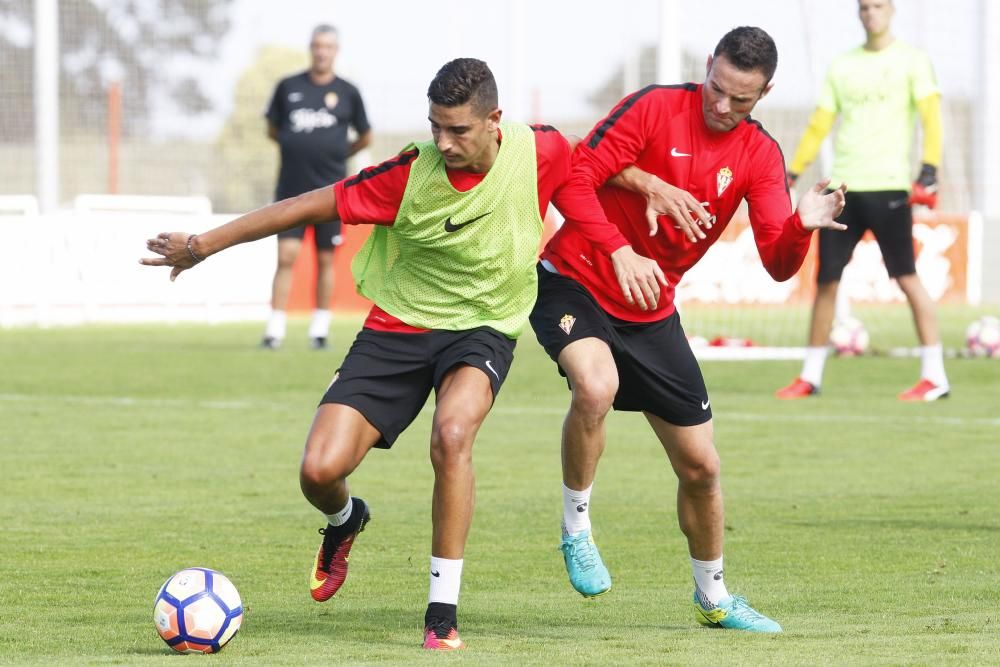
[560,526,611,597]
[693,589,782,633]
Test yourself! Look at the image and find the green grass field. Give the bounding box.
[1,314,998,665]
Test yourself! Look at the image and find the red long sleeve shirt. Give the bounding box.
[333,125,578,332]
[543,83,811,322]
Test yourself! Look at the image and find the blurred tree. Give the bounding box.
[0,0,232,140]
[211,44,304,213]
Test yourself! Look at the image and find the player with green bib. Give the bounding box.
[140,58,597,650]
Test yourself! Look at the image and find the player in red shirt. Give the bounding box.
[529,27,847,632]
[141,58,589,651]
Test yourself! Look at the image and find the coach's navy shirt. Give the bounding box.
[266,71,370,199]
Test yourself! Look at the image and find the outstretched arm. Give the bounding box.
[746,138,847,282]
[140,186,339,281]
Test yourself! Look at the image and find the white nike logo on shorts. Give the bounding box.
[485,360,500,381]
[701,399,710,410]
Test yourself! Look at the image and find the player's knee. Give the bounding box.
[430,419,474,468]
[569,374,618,419]
[677,450,721,490]
[299,459,339,495]
[299,443,351,492]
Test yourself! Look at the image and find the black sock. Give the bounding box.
[327,497,364,536]
[425,602,457,627]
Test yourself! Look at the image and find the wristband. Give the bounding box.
[186,234,205,263]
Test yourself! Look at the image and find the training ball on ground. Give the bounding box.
[829,317,869,357]
[965,316,1000,358]
[153,567,243,654]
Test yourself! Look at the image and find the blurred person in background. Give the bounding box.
[261,24,372,350]
[776,0,948,401]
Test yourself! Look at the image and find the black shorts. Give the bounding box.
[529,265,711,427]
[319,326,516,449]
[817,190,915,283]
[277,221,343,250]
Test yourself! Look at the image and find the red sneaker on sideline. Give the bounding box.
[898,379,949,402]
[775,377,819,400]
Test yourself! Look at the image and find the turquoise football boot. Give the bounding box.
[560,526,611,597]
[693,589,782,633]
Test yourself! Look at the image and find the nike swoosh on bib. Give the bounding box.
[443,211,492,232]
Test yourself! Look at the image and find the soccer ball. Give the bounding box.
[829,317,869,356]
[153,567,243,654]
[966,316,1000,358]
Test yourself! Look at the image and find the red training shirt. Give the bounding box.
[544,83,811,322]
[333,125,577,332]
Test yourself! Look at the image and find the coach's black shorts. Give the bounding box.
[319,326,516,449]
[278,221,344,250]
[529,265,711,427]
[817,190,915,283]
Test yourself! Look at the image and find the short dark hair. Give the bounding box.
[713,26,778,83]
[427,58,498,116]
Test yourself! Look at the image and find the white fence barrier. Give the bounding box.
[0,213,275,327]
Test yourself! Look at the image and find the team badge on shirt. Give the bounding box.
[717,167,733,196]
[324,92,339,109]
[559,314,577,335]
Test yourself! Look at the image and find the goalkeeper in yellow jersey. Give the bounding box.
[776,0,949,402]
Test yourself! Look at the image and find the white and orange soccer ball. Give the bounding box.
[829,317,869,357]
[966,316,1000,358]
[153,567,243,654]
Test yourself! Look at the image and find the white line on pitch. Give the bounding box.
[493,405,1000,428]
[3,393,997,428]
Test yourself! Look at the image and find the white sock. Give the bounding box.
[428,557,463,605]
[691,556,730,605]
[920,344,948,387]
[265,310,287,340]
[323,498,352,527]
[562,483,592,535]
[800,346,829,387]
[309,309,332,339]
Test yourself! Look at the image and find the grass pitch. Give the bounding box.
[1,314,998,665]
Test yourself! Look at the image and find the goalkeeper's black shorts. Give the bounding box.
[817,190,916,283]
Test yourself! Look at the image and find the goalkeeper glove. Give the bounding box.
[909,163,938,209]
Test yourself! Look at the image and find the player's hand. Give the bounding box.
[610,245,669,311]
[909,163,938,209]
[797,179,848,232]
[641,175,713,242]
[140,232,200,282]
